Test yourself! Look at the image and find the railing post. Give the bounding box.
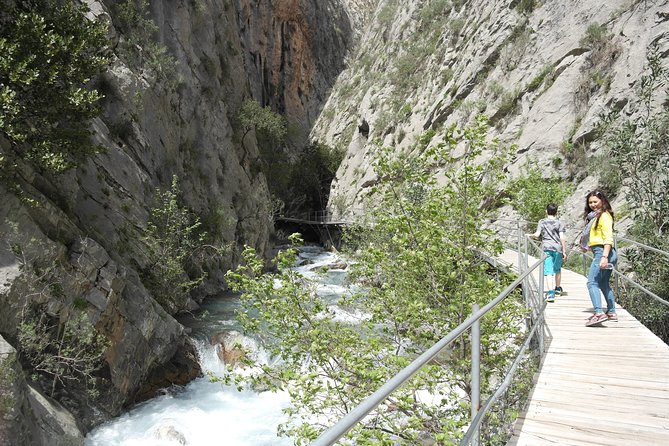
[538,258,544,300]
[471,303,480,446]
[517,222,523,274]
[517,223,527,306]
[614,236,620,298]
[537,258,545,354]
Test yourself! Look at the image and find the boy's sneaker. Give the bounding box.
[607,312,618,322]
[585,313,608,326]
[554,286,563,296]
[545,291,555,303]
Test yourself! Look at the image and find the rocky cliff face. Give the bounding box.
[4,0,662,440]
[237,0,352,143]
[0,0,352,440]
[312,0,669,239]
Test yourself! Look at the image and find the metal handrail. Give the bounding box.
[615,270,669,307]
[460,310,545,445]
[617,236,669,259]
[566,236,669,308]
[311,255,546,446]
[310,220,667,445]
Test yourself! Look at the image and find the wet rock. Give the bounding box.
[153,423,187,445]
[210,331,254,367]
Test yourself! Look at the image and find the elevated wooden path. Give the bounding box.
[499,250,669,446]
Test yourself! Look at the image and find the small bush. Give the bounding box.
[516,0,537,14]
[580,23,608,48]
[18,306,108,398]
[507,162,573,225]
[142,176,207,313]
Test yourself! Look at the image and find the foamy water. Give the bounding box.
[85,337,293,446]
[85,246,352,445]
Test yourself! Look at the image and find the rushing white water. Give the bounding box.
[85,246,349,446]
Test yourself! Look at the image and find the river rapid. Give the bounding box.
[85,246,349,446]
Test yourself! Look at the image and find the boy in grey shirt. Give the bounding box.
[531,203,567,302]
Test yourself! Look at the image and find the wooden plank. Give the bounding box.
[502,250,669,445]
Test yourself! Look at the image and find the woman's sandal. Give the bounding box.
[585,313,608,326]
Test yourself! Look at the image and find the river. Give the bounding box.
[85,245,349,446]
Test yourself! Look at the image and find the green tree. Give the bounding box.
[0,0,110,174]
[286,142,345,212]
[142,176,206,314]
[508,161,573,225]
[112,0,178,83]
[238,99,287,148]
[225,117,527,444]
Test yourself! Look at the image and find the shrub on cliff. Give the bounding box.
[142,176,206,314]
[0,0,110,175]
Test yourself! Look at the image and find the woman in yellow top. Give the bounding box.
[581,191,618,327]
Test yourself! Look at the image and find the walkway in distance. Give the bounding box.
[498,250,669,446]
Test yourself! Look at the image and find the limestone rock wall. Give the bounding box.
[0,336,84,446]
[312,0,669,239]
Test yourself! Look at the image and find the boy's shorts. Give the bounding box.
[543,250,563,275]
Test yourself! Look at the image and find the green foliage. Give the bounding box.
[113,0,179,84]
[500,23,531,72]
[0,352,18,415]
[377,0,399,27]
[142,176,207,314]
[598,43,669,341]
[237,99,341,215]
[238,99,287,148]
[448,17,466,36]
[580,23,609,48]
[599,44,669,231]
[507,162,573,224]
[493,87,522,123]
[527,64,556,93]
[575,22,618,111]
[618,227,669,343]
[515,0,537,14]
[419,0,452,22]
[0,0,111,174]
[480,353,539,443]
[265,141,343,217]
[287,142,345,212]
[18,305,108,398]
[225,117,528,444]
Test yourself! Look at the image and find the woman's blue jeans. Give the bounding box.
[587,245,617,314]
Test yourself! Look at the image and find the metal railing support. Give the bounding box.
[617,236,669,259]
[615,270,669,306]
[459,312,545,445]
[311,259,544,446]
[471,303,480,446]
[518,222,530,314]
[614,237,620,299]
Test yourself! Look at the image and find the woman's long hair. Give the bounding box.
[584,190,615,230]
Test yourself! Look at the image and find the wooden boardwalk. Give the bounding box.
[499,250,669,446]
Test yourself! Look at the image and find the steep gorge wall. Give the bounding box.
[0,0,353,441]
[313,0,669,239]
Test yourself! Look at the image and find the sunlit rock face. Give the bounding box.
[312,0,668,238]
